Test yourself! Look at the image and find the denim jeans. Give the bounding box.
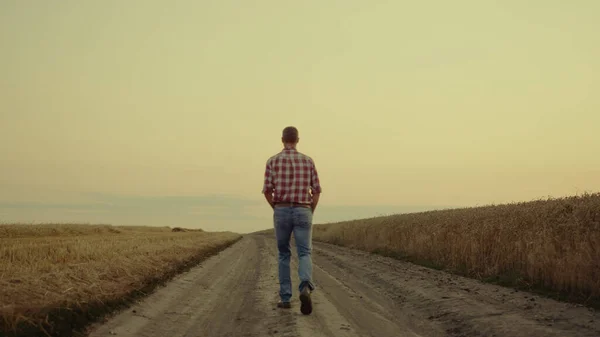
[273,206,315,303]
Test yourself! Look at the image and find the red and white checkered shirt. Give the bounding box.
[262,146,322,204]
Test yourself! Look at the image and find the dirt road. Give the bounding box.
[89,235,599,337]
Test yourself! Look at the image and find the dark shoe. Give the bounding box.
[299,287,312,315]
[277,301,291,309]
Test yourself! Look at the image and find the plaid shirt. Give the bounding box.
[262,146,322,204]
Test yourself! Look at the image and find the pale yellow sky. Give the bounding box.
[1,1,599,232]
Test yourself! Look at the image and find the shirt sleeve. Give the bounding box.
[262,160,274,194]
[310,160,322,194]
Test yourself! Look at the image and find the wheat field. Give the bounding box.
[312,192,600,307]
[0,224,241,336]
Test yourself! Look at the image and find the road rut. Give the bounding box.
[89,235,599,337]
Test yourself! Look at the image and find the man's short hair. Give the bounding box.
[282,126,299,143]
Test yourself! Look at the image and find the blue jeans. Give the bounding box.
[273,206,315,303]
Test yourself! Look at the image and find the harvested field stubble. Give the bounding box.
[0,224,241,336]
[313,193,600,307]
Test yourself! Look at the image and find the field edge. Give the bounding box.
[323,240,600,310]
[2,235,243,337]
[254,211,600,311]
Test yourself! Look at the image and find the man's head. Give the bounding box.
[281,126,299,146]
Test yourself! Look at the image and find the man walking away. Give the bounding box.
[262,126,322,315]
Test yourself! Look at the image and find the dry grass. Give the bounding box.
[0,224,241,336]
[313,192,600,307]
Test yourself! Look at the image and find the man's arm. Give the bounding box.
[310,159,322,213]
[264,191,275,209]
[262,160,275,209]
[311,192,320,213]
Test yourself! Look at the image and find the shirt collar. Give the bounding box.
[283,145,297,152]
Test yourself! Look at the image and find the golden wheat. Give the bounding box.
[0,224,240,335]
[312,193,600,306]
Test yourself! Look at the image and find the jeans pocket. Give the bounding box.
[295,208,313,228]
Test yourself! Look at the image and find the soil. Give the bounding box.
[88,235,600,337]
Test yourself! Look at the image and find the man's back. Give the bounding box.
[263,147,321,205]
